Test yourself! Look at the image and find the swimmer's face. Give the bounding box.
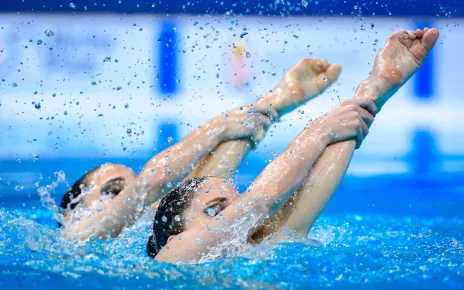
[182,177,240,231]
[79,163,137,208]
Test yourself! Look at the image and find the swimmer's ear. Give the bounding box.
[167,235,177,244]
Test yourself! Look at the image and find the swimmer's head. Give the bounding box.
[59,163,137,226]
[146,176,239,257]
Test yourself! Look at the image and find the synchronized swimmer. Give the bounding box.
[57,28,439,263]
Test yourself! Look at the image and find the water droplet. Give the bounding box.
[124,104,129,109]
[103,57,111,62]
[322,76,328,85]
[64,111,68,116]
[161,215,168,222]
[91,81,97,86]
[272,72,276,76]
[34,102,41,109]
[32,152,39,160]
[15,185,23,191]
[193,21,199,26]
[246,52,251,58]
[126,128,132,134]
[301,0,308,8]
[206,207,216,217]
[195,237,203,244]
[174,215,180,221]
[12,83,17,87]
[240,32,248,38]
[69,3,76,9]
[44,30,54,37]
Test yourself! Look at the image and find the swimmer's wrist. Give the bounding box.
[355,75,383,101]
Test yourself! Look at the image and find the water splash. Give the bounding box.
[37,171,68,226]
[0,207,463,288]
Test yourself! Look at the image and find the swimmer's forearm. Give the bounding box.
[135,121,226,205]
[279,141,355,236]
[276,78,381,236]
[186,139,252,179]
[244,127,330,213]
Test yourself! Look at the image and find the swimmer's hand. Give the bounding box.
[210,105,277,144]
[311,99,377,149]
[256,58,342,115]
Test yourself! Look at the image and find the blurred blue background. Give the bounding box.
[0,0,463,217]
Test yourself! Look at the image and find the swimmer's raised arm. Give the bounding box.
[63,106,271,242]
[155,99,374,263]
[186,58,342,179]
[253,28,440,240]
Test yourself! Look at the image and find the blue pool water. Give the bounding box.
[1,0,463,287]
[1,158,463,289]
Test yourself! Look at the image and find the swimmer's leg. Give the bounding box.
[252,28,440,241]
[186,58,342,179]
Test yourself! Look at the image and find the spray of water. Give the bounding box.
[37,170,68,226]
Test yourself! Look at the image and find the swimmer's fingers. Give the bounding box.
[349,104,370,148]
[354,106,375,128]
[258,113,272,130]
[354,98,378,117]
[339,100,371,148]
[251,126,267,144]
[253,104,279,123]
[249,112,270,143]
[340,99,375,124]
[246,108,272,130]
[315,63,342,90]
[355,119,369,149]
